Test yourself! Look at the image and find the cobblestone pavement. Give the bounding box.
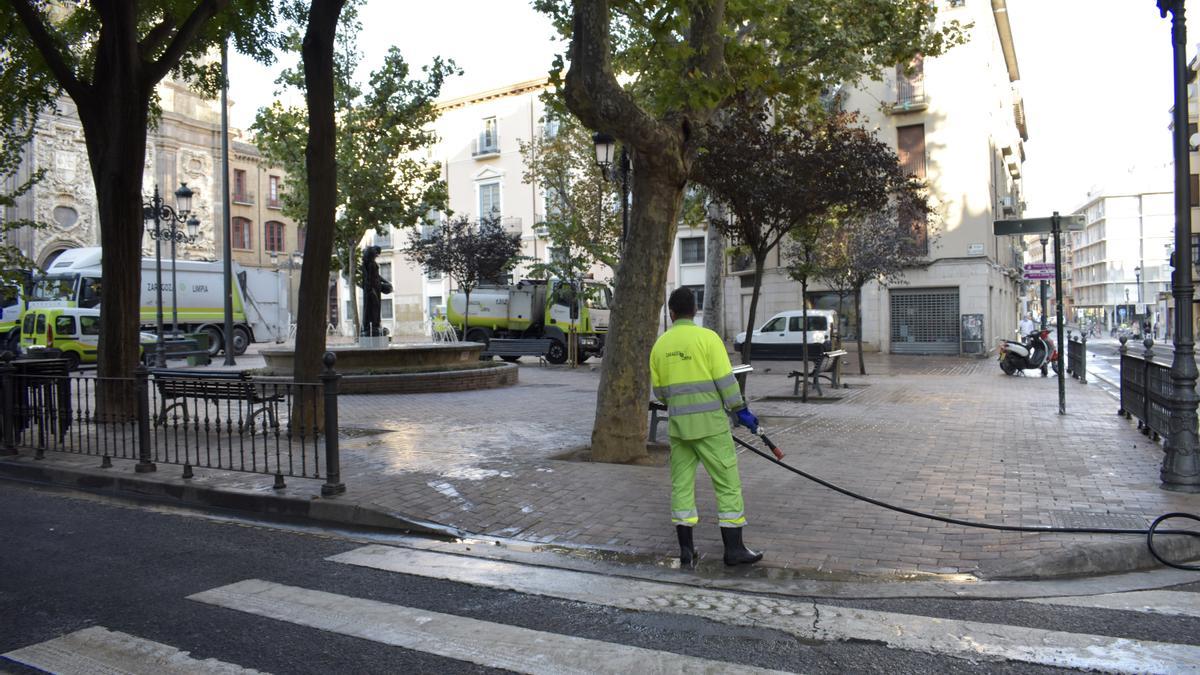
[23,345,1200,578]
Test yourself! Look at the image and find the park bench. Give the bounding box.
[142,337,212,366]
[481,338,553,363]
[649,363,753,443]
[787,348,847,397]
[151,369,282,432]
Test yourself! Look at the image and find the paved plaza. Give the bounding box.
[8,341,1200,580]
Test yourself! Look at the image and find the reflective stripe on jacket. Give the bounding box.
[650,319,745,440]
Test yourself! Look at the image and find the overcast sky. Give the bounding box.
[227,0,1190,216]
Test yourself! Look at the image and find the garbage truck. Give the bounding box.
[447,278,611,364]
[20,247,286,356]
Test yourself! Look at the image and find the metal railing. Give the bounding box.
[1066,333,1088,383]
[0,351,345,495]
[1117,335,1172,443]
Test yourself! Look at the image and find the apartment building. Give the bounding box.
[718,0,1028,355]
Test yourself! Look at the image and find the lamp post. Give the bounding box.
[592,131,630,247]
[1039,234,1049,377]
[143,183,199,367]
[1158,0,1200,492]
[1135,264,1143,306]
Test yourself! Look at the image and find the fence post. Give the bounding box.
[320,351,345,496]
[0,352,16,456]
[1079,333,1088,383]
[134,364,156,473]
[1113,331,1123,413]
[1143,336,1155,435]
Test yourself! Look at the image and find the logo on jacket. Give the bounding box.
[665,350,693,361]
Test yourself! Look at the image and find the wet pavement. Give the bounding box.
[8,344,1200,580]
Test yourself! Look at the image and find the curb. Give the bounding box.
[0,457,452,539]
[977,533,1200,580]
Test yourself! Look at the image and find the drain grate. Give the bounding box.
[1046,512,1150,531]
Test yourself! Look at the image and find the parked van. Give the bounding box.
[733,309,838,360]
[20,307,102,370]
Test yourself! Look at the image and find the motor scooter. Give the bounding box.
[998,328,1058,375]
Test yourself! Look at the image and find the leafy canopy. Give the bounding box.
[402,215,524,298]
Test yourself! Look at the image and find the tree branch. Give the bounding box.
[8,0,86,100]
[140,16,176,58]
[143,0,227,87]
[562,0,668,151]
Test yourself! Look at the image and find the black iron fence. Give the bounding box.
[1066,333,1088,383]
[1118,335,1172,443]
[0,351,345,496]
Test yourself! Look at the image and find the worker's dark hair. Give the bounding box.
[668,287,697,318]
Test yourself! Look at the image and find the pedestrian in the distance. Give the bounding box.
[1019,313,1037,337]
[650,287,763,568]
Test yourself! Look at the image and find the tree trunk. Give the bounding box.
[801,278,809,402]
[740,252,768,365]
[855,284,867,375]
[347,245,360,336]
[293,0,347,431]
[589,153,686,463]
[463,288,471,340]
[703,222,723,337]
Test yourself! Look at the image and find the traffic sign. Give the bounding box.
[1023,270,1056,281]
[1024,262,1054,272]
[993,214,1086,236]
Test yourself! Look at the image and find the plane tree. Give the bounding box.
[535,0,966,462]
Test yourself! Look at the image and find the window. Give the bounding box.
[327,280,339,325]
[680,237,705,264]
[483,117,498,148]
[426,266,442,281]
[479,182,501,218]
[232,217,252,250]
[233,169,249,203]
[374,230,392,249]
[265,220,285,252]
[80,278,101,308]
[684,284,705,310]
[80,316,100,335]
[760,317,786,332]
[1191,174,1199,208]
[903,209,929,255]
[381,298,393,320]
[895,55,925,106]
[379,262,392,283]
[296,226,306,253]
[788,315,827,331]
[54,315,75,336]
[427,296,442,318]
[22,313,34,334]
[268,175,281,208]
[1192,234,1200,268]
[897,124,926,178]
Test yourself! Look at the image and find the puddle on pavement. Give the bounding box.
[757,396,841,403]
[551,443,671,467]
[339,427,392,439]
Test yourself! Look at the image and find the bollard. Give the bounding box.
[134,364,156,473]
[320,351,345,496]
[0,351,16,456]
[1143,337,1156,436]
[1079,333,1088,384]
[1117,335,1129,416]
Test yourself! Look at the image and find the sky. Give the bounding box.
[228,0,1189,217]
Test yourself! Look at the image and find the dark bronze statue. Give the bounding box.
[360,244,393,337]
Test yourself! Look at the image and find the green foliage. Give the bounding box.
[518,112,621,280]
[251,1,457,281]
[402,215,524,298]
[536,0,968,117]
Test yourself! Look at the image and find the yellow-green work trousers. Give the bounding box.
[670,430,747,528]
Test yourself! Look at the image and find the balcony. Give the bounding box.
[730,253,753,275]
[472,132,500,158]
[883,76,927,115]
[233,191,255,206]
[267,196,282,209]
[500,216,522,235]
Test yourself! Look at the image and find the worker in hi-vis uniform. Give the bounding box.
[650,287,763,568]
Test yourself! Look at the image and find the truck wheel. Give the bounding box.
[546,339,568,365]
[465,328,490,344]
[2,329,16,354]
[202,326,224,356]
[232,326,251,356]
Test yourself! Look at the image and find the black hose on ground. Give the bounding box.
[733,434,1200,572]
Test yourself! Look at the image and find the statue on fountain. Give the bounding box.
[360,244,393,338]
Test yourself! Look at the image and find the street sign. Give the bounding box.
[1023,270,1055,281]
[1024,262,1055,272]
[993,214,1086,236]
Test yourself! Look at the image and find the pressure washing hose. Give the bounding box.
[733,433,1200,572]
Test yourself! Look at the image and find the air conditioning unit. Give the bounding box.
[1001,196,1016,215]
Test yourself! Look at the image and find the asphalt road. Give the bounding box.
[3,482,1200,674]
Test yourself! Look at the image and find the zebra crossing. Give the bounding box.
[7,542,1200,674]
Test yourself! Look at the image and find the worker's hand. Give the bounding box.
[736,408,759,434]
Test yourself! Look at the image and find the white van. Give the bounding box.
[734,309,838,360]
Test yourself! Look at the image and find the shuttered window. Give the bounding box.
[897,124,926,179]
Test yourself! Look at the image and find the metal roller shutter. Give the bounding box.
[890,287,960,355]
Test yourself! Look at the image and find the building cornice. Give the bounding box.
[436,77,552,112]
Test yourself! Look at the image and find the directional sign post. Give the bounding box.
[994,212,1076,414]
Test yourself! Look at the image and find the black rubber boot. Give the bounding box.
[721,526,763,566]
[676,525,698,569]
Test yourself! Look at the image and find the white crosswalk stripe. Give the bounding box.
[2,626,265,675]
[1024,590,1200,619]
[328,544,1200,675]
[188,579,785,675]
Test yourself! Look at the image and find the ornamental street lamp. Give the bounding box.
[1158,0,1200,492]
[143,183,199,367]
[592,131,631,247]
[1135,265,1143,305]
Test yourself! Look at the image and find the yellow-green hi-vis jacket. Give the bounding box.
[650,319,746,440]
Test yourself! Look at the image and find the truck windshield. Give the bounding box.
[585,284,612,310]
[30,275,77,303]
